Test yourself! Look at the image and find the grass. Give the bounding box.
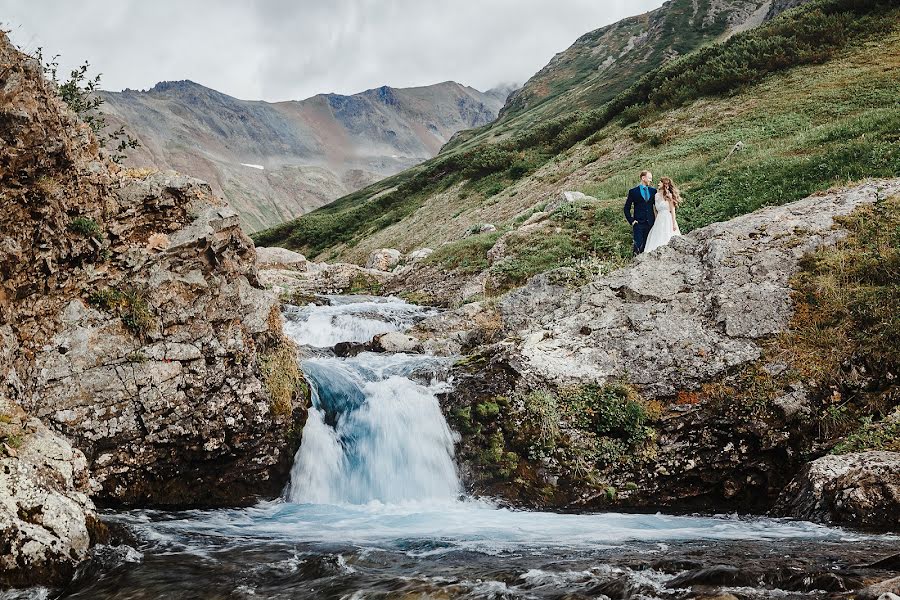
[87,286,154,337]
[68,216,100,237]
[258,342,307,418]
[253,0,899,296]
[424,231,503,274]
[696,194,900,449]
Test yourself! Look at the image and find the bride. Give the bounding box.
[644,176,682,253]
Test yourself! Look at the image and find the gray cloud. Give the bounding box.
[2,0,663,101]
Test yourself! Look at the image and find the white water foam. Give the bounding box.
[283,296,436,348]
[287,353,459,504]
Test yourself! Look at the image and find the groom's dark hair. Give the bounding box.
[640,170,650,178]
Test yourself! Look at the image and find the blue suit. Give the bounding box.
[624,185,656,254]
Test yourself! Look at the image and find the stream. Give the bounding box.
[14,296,898,599]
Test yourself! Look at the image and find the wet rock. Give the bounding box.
[774,451,900,529]
[0,405,101,588]
[255,246,308,271]
[666,565,760,588]
[333,341,368,357]
[371,331,423,354]
[366,248,402,271]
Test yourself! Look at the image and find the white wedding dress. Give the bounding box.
[644,192,681,253]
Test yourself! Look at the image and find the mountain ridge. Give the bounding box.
[100,78,511,232]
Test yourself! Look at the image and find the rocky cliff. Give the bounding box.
[100,80,508,232]
[1,32,308,586]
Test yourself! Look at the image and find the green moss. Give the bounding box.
[474,400,501,420]
[604,486,617,501]
[258,343,307,418]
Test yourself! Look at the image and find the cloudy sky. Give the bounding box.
[2,0,663,101]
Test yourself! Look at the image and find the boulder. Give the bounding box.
[0,34,309,515]
[259,261,394,298]
[468,224,497,236]
[521,211,549,227]
[371,331,423,354]
[486,234,509,265]
[773,451,900,529]
[255,246,308,271]
[405,248,433,263]
[0,405,102,588]
[366,248,402,271]
[25,175,309,508]
[857,576,900,600]
[546,190,596,213]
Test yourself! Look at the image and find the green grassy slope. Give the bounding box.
[254,0,899,282]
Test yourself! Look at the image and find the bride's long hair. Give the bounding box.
[659,177,682,208]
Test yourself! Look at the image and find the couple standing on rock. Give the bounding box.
[624,170,682,255]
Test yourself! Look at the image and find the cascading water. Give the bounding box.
[41,294,899,600]
[287,353,460,504]
[284,295,458,505]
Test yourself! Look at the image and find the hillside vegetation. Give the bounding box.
[255,0,900,295]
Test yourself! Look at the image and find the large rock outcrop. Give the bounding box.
[442,180,900,516]
[501,181,900,397]
[774,451,900,530]
[1,31,308,585]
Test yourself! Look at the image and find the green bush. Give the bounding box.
[561,383,652,447]
[68,217,100,237]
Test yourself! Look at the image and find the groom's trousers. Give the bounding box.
[632,221,652,255]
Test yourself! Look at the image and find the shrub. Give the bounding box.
[561,383,652,447]
[68,217,100,237]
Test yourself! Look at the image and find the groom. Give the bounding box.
[624,170,656,255]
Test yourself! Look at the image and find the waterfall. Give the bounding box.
[284,296,461,505]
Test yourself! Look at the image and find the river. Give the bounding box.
[12,296,897,599]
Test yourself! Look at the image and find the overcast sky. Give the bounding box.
[2,0,663,102]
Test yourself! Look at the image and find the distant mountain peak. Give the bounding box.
[149,80,208,94]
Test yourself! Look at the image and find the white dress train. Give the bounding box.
[644,192,681,253]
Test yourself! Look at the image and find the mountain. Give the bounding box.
[99,80,510,232]
[254,0,899,280]
[442,0,780,154]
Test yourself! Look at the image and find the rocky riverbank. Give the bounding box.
[438,180,900,523]
[261,179,900,530]
[0,32,309,586]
